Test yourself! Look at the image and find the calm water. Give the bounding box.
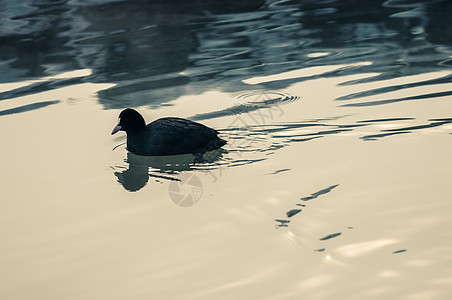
[1,0,452,299]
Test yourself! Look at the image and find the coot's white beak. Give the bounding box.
[111,119,121,135]
[111,125,121,135]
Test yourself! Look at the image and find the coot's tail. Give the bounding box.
[203,137,227,153]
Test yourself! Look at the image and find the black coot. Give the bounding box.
[111,108,227,156]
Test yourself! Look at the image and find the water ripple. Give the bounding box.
[190,90,299,120]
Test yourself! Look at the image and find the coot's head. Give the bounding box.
[111,108,146,135]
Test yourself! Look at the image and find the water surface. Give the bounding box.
[1,0,452,299]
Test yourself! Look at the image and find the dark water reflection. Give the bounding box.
[113,150,225,191]
[1,0,452,109]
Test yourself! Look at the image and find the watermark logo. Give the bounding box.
[168,173,203,207]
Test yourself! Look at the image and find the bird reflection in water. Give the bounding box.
[114,150,225,192]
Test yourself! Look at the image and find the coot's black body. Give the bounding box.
[112,108,226,156]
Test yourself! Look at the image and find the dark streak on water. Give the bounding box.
[341,90,452,107]
[286,209,302,218]
[301,184,339,201]
[337,76,452,104]
[361,131,411,141]
[357,118,415,123]
[275,219,290,228]
[266,168,290,175]
[0,77,84,101]
[320,232,342,241]
[384,120,452,132]
[275,184,339,228]
[392,249,407,254]
[0,100,60,116]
